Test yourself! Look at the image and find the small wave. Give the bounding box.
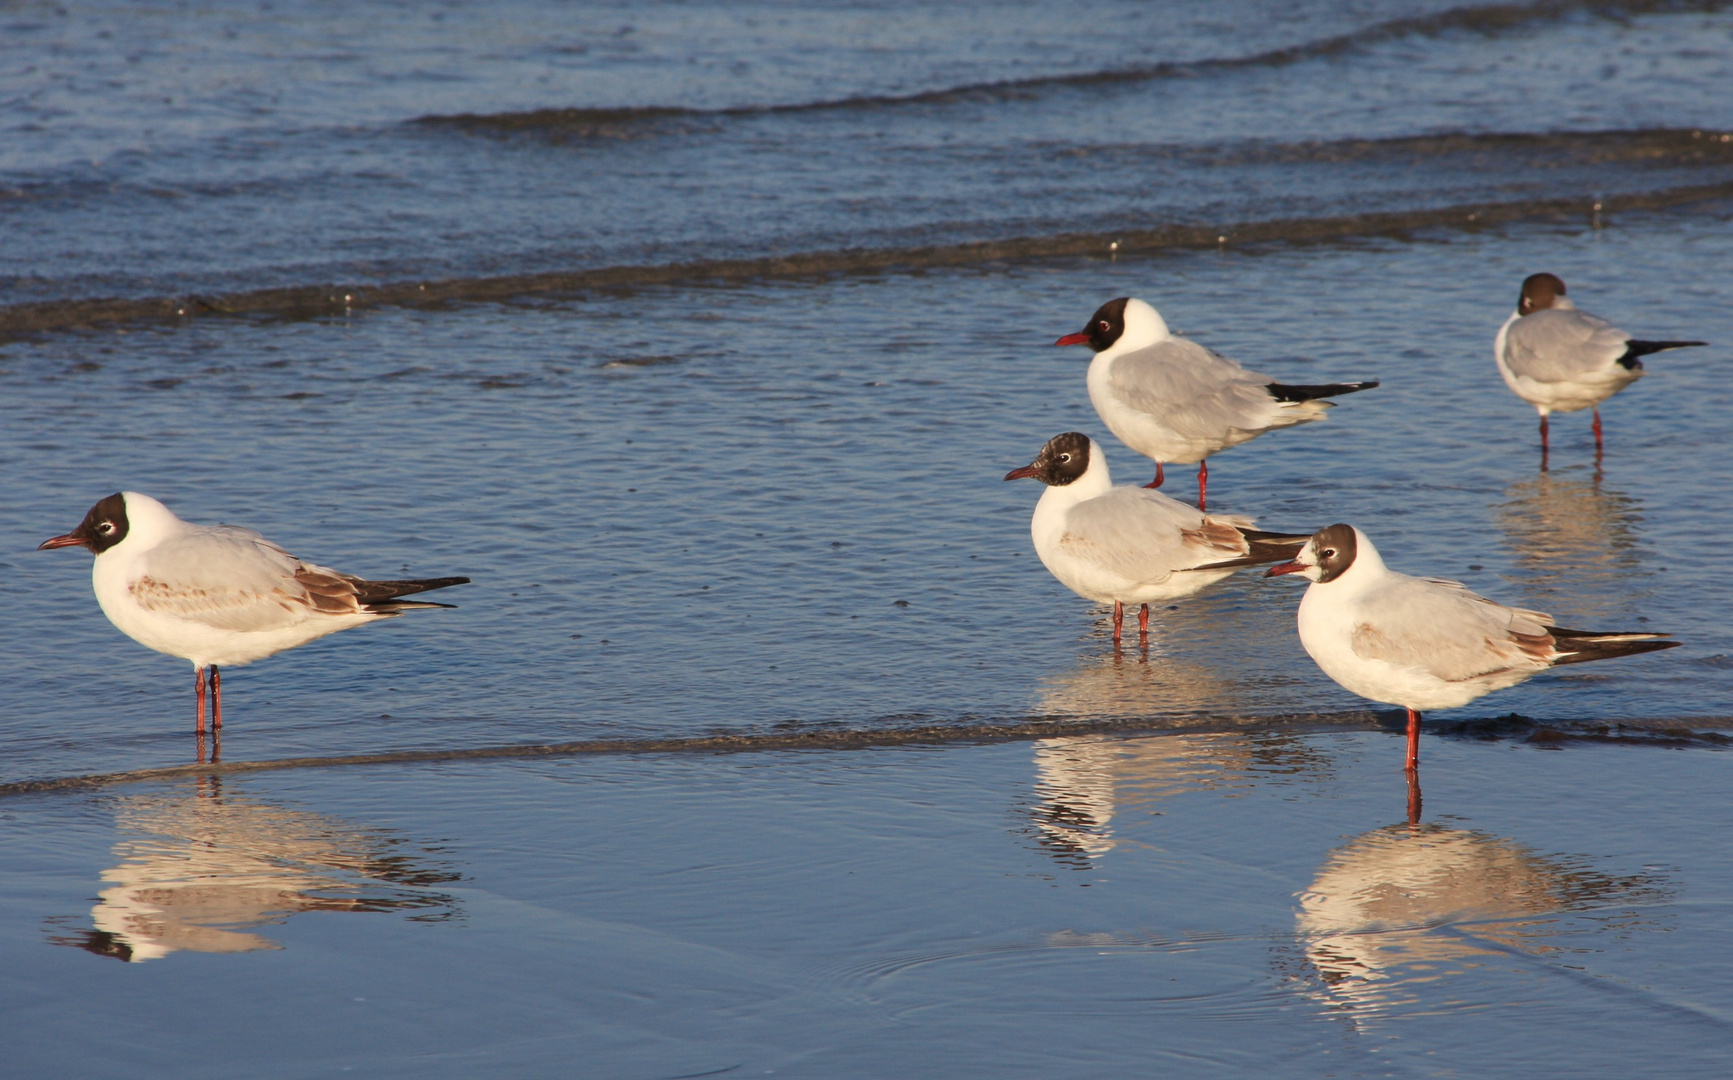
[415,0,1730,137]
[4,173,1730,339]
[1433,713,1733,748]
[0,712,1382,797]
[5,709,1730,797]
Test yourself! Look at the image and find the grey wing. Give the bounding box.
[1503,308,1631,382]
[1058,488,1247,582]
[1107,339,1282,439]
[1350,577,1555,682]
[130,526,364,632]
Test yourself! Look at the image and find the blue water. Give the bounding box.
[2,2,1732,1076]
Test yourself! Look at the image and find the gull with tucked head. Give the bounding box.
[1494,272,1706,461]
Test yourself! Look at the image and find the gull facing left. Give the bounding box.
[39,492,470,733]
[1266,524,1677,771]
[1004,432,1306,642]
[1055,297,1377,509]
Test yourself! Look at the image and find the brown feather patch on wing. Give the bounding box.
[1179,519,1248,556]
[293,567,364,615]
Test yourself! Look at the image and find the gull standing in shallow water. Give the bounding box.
[39,492,470,734]
[1495,272,1706,460]
[1004,432,1307,643]
[1055,297,1377,509]
[1266,524,1677,771]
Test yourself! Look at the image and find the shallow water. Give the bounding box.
[5,732,1730,1078]
[4,2,1733,1076]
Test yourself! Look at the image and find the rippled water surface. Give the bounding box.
[3,1,1732,1076]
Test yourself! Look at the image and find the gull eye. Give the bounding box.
[1321,548,1336,559]
[1098,320,1110,332]
[1058,453,1071,462]
[96,521,115,535]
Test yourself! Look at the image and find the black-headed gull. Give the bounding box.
[1004,432,1307,642]
[1055,297,1377,509]
[39,492,470,734]
[1266,524,1677,770]
[1495,273,1706,459]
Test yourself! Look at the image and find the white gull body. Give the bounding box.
[84,493,412,668]
[1008,433,1298,609]
[1494,298,1644,416]
[1079,298,1353,465]
[1275,524,1675,712]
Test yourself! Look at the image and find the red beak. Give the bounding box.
[38,533,88,551]
[1264,560,1306,578]
[1003,464,1042,481]
[1054,332,1090,347]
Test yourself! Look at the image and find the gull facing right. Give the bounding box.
[39,492,470,734]
[1055,297,1377,509]
[1004,432,1307,642]
[1266,524,1677,771]
[1494,272,1706,457]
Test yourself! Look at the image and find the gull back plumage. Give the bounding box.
[1088,300,1331,465]
[1292,525,1676,712]
[90,492,464,669]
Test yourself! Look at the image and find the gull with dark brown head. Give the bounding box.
[1495,272,1706,460]
[1004,432,1307,643]
[39,492,470,734]
[1055,297,1377,509]
[1266,524,1677,771]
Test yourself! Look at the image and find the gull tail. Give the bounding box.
[353,575,472,614]
[1616,340,1707,370]
[1266,380,1379,403]
[1548,627,1680,667]
[1199,529,1310,570]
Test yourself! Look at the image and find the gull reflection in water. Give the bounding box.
[1030,653,1334,865]
[1295,790,1661,1024]
[1498,469,1648,622]
[50,778,461,962]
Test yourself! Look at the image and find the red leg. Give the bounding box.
[1406,768,1422,826]
[1592,408,1604,454]
[210,666,222,731]
[1196,460,1208,511]
[1137,603,1150,638]
[195,666,207,735]
[1405,707,1421,772]
[1141,462,1164,490]
[1112,601,1124,643]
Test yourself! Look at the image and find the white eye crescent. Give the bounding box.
[97,521,115,535]
[1058,453,1071,462]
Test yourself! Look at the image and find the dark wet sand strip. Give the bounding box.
[5,183,1731,339]
[3,712,1728,798]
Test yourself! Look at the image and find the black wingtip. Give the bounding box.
[352,576,471,604]
[1549,631,1680,666]
[1618,340,1707,368]
[1266,380,1380,403]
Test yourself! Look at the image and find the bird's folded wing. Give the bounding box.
[1503,308,1631,382]
[1107,339,1283,438]
[1349,577,1557,682]
[129,526,361,632]
[1058,488,1246,582]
